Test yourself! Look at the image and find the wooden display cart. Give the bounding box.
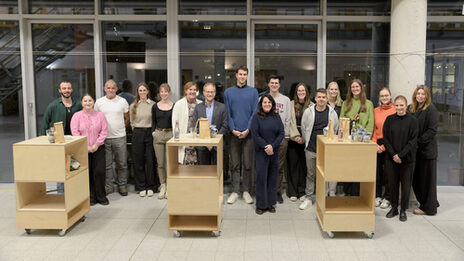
[166,134,223,237]
[13,136,90,236]
[315,135,377,238]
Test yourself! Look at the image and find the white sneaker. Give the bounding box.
[375,197,382,207]
[380,199,391,209]
[158,183,166,199]
[290,196,297,202]
[243,192,253,204]
[329,192,336,197]
[299,196,306,202]
[139,190,146,197]
[147,190,154,197]
[227,192,238,204]
[299,199,312,210]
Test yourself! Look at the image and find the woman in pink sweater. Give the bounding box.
[372,88,396,209]
[71,94,108,206]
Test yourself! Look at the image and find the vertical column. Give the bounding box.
[389,0,427,100]
[167,0,180,100]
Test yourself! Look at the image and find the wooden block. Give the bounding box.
[168,177,220,215]
[54,122,65,143]
[17,211,67,229]
[168,215,219,231]
[320,213,375,232]
[65,169,90,211]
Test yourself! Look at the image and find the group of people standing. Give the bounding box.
[41,65,439,221]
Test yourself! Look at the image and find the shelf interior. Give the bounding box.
[169,215,218,231]
[324,196,373,214]
[169,165,218,178]
[18,194,65,212]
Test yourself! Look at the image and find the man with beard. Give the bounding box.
[40,81,82,193]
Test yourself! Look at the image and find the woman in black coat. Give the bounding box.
[409,85,439,216]
[251,94,284,215]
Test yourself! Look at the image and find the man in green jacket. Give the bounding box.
[40,81,82,135]
[40,81,82,193]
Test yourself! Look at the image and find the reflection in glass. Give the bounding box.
[326,22,390,104]
[180,21,246,102]
[253,0,319,15]
[179,0,246,15]
[0,0,18,14]
[32,24,94,134]
[0,21,23,182]
[254,24,317,97]
[426,23,464,185]
[102,0,166,15]
[102,22,167,101]
[428,0,464,16]
[29,0,94,14]
[327,0,390,16]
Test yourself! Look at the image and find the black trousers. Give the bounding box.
[89,145,107,203]
[286,140,307,198]
[198,147,217,165]
[413,156,438,215]
[386,159,413,210]
[376,151,390,199]
[255,151,278,210]
[132,128,156,191]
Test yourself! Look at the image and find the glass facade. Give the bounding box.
[427,0,464,16]
[327,0,391,16]
[179,0,246,15]
[102,0,166,15]
[253,0,320,15]
[29,0,94,14]
[0,0,18,14]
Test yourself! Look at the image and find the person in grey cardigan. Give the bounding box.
[193,83,228,165]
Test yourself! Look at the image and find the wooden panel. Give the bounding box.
[360,182,375,212]
[17,211,67,229]
[166,145,178,177]
[169,165,218,178]
[321,213,375,232]
[14,145,66,181]
[168,215,218,231]
[316,168,326,212]
[65,170,90,211]
[67,200,90,227]
[168,178,219,215]
[15,182,45,209]
[167,134,223,146]
[325,196,373,214]
[316,136,325,173]
[17,194,65,211]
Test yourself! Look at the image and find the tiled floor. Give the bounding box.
[0,184,463,261]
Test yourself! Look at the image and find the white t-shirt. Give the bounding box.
[94,95,129,138]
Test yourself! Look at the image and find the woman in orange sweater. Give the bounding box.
[372,88,396,209]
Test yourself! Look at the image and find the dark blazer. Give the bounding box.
[193,101,228,150]
[409,104,439,159]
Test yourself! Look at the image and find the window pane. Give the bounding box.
[102,0,166,15]
[327,0,391,16]
[0,21,22,182]
[102,22,167,101]
[29,0,94,14]
[179,0,246,15]
[326,22,390,104]
[0,0,18,14]
[428,0,464,16]
[32,24,94,134]
[253,0,320,15]
[180,21,246,101]
[254,24,317,96]
[426,23,464,185]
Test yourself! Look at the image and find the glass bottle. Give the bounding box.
[174,120,180,140]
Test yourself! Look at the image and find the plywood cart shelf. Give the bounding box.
[13,136,90,236]
[315,135,376,238]
[166,134,223,237]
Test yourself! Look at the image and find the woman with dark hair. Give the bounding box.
[383,95,418,222]
[71,94,109,206]
[340,79,374,196]
[287,83,312,202]
[372,87,396,209]
[409,85,439,216]
[251,94,284,215]
[130,82,156,197]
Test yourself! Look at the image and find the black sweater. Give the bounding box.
[250,112,284,153]
[410,104,439,159]
[382,113,418,164]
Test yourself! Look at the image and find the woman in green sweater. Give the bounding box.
[340,79,374,196]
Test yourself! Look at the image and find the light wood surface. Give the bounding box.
[17,194,65,212]
[169,215,219,231]
[169,165,218,178]
[167,134,223,146]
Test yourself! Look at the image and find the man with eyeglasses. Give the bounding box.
[193,82,228,165]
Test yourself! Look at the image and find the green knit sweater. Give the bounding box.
[340,98,374,134]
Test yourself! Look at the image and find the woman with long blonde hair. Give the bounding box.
[327,81,343,116]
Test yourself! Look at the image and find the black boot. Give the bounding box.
[277,192,284,204]
[399,209,407,222]
[386,207,398,218]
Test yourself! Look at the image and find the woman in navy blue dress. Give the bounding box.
[251,94,284,215]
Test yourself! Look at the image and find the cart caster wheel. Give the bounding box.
[173,230,181,237]
[58,229,66,237]
[80,216,86,222]
[364,232,374,239]
[327,231,334,238]
[25,229,31,234]
[212,230,221,237]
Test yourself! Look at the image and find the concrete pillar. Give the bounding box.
[389,0,427,102]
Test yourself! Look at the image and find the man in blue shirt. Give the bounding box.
[224,66,259,204]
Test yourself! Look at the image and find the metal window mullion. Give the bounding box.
[94,21,103,99]
[247,0,252,86]
[427,16,464,23]
[97,15,167,21]
[321,0,327,88]
[178,15,246,21]
[167,0,180,100]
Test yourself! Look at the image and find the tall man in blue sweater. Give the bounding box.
[224,66,259,204]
